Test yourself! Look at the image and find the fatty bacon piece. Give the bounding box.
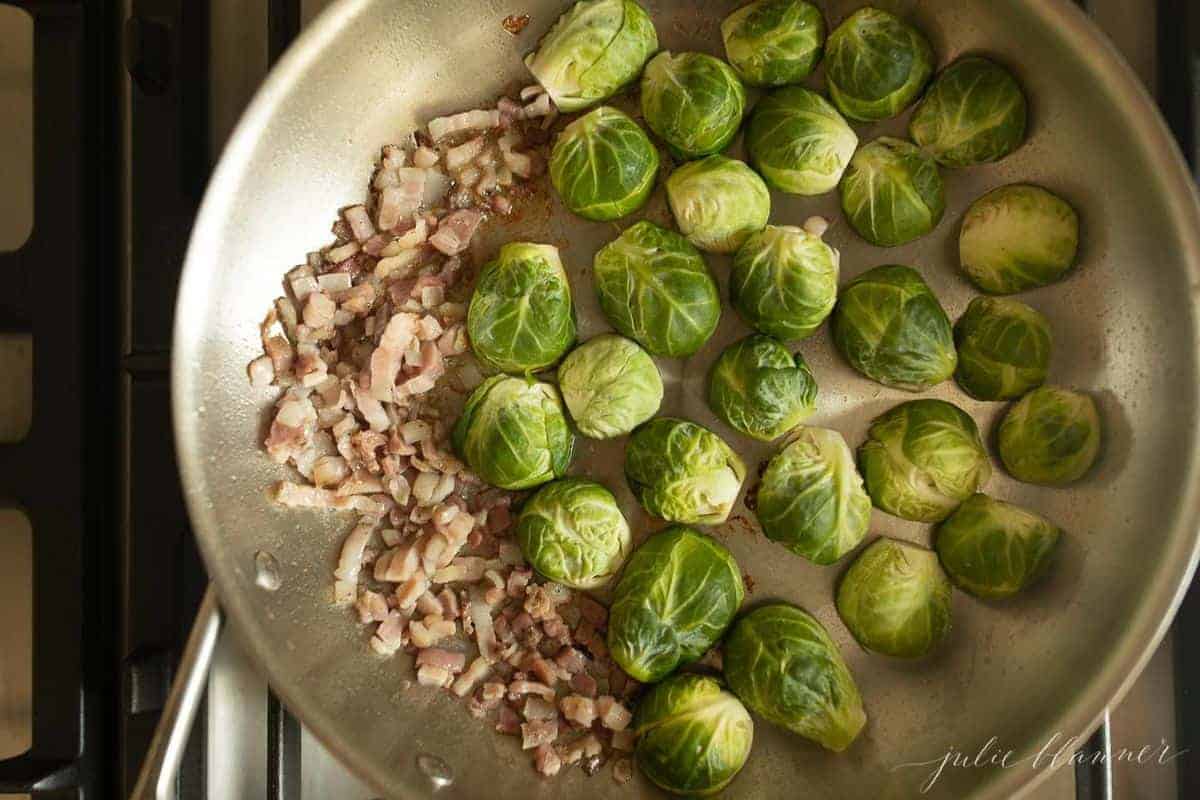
[369,312,418,402]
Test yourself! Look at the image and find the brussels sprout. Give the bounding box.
[721,0,825,88]
[608,526,744,682]
[839,138,945,246]
[909,56,1028,168]
[959,184,1080,295]
[524,0,658,113]
[451,375,574,490]
[723,603,866,751]
[593,221,721,357]
[634,674,754,796]
[745,87,857,196]
[640,51,747,160]
[667,155,771,254]
[755,427,871,564]
[954,297,1052,401]
[831,265,957,391]
[549,106,659,222]
[998,386,1101,485]
[837,538,952,659]
[825,7,934,122]
[515,478,632,589]
[467,242,575,374]
[731,224,838,341]
[858,399,991,523]
[558,334,663,438]
[707,334,817,442]
[935,494,1061,599]
[625,418,746,524]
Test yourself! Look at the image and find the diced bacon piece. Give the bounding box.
[437,587,460,619]
[496,704,522,735]
[533,744,561,777]
[336,470,384,496]
[522,696,558,721]
[560,695,597,728]
[333,578,356,605]
[369,611,408,655]
[570,672,598,698]
[289,274,319,302]
[415,315,444,342]
[480,681,506,705]
[272,482,386,515]
[381,143,407,169]
[502,149,535,178]
[377,543,416,582]
[355,589,390,624]
[343,205,375,242]
[375,249,421,282]
[445,137,485,171]
[555,646,587,675]
[421,533,450,575]
[378,168,427,228]
[596,695,632,731]
[326,241,360,264]
[316,272,353,294]
[506,568,532,599]
[497,96,525,121]
[416,647,467,674]
[337,283,377,315]
[470,598,500,662]
[491,195,513,215]
[523,92,554,118]
[361,233,392,257]
[523,584,565,621]
[248,355,275,387]
[416,590,444,617]
[451,656,491,697]
[508,680,556,702]
[413,146,439,168]
[428,108,500,141]
[521,718,559,751]
[486,504,512,535]
[412,471,440,506]
[369,312,417,402]
[395,572,430,611]
[577,595,609,629]
[511,612,535,636]
[529,656,558,686]
[409,616,457,649]
[334,518,376,583]
[520,84,544,101]
[429,209,483,256]
[349,380,390,432]
[416,664,453,688]
[265,421,307,465]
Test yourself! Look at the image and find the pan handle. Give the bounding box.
[129,584,223,800]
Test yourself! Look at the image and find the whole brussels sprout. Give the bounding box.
[467,242,575,374]
[634,674,754,797]
[936,494,1061,599]
[593,221,721,357]
[550,106,659,222]
[998,386,1101,485]
[515,477,632,589]
[707,334,817,442]
[825,7,934,122]
[959,184,1080,295]
[721,0,825,88]
[452,375,574,490]
[608,525,744,682]
[831,265,957,391]
[667,155,772,254]
[755,426,871,564]
[746,87,858,195]
[837,538,952,658]
[557,334,663,438]
[909,56,1028,168]
[625,417,746,524]
[954,296,1052,401]
[723,603,866,751]
[731,224,838,341]
[524,0,658,113]
[859,399,992,523]
[839,138,945,246]
[641,51,747,160]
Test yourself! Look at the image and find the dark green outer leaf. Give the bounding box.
[998,386,1101,485]
[515,477,631,589]
[706,334,817,442]
[838,138,945,247]
[731,224,838,340]
[723,603,866,751]
[641,51,747,160]
[607,526,745,682]
[624,417,747,524]
[593,221,721,357]
[954,296,1052,401]
[935,493,1061,598]
[721,0,826,87]
[909,56,1028,167]
[549,106,660,221]
[825,7,934,121]
[666,155,772,254]
[745,86,858,195]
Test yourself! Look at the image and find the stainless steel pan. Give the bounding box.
[159,1,1200,797]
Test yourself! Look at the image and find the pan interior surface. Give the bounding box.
[173,1,1200,798]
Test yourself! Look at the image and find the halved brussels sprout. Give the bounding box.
[625,417,746,524]
[839,138,945,246]
[831,265,957,391]
[634,674,754,797]
[858,399,991,523]
[998,386,1101,485]
[515,477,632,589]
[959,184,1080,294]
[909,56,1028,168]
[452,375,574,490]
[746,87,858,195]
[667,155,771,254]
[558,334,663,439]
[524,0,658,113]
[467,242,576,374]
[825,7,934,121]
[640,51,747,160]
[837,538,952,659]
[936,494,1061,599]
[593,221,721,357]
[721,0,825,87]
[608,525,744,682]
[954,296,1052,401]
[755,426,870,565]
[723,603,866,751]
[707,334,817,442]
[550,106,660,222]
[731,223,839,341]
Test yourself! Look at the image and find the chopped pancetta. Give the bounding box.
[429,209,483,256]
[521,718,558,751]
[428,109,500,141]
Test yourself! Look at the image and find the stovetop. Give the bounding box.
[0,1,1196,798]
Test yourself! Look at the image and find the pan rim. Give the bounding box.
[171,0,1200,797]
